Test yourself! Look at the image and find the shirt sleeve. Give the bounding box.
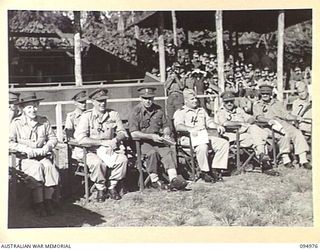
[128,108,140,132]
[9,120,30,153]
[74,113,90,143]
[173,109,184,127]
[44,118,58,150]
[65,113,74,130]
[113,111,128,140]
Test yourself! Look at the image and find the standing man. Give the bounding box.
[74,89,128,201]
[173,89,229,182]
[9,93,59,217]
[217,91,277,175]
[253,84,311,169]
[128,87,187,190]
[9,92,21,123]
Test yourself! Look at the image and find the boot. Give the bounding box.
[44,199,55,216]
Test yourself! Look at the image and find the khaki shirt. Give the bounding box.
[173,105,215,129]
[65,109,83,138]
[129,103,168,134]
[253,99,291,121]
[291,97,312,132]
[9,114,57,153]
[74,108,126,142]
[217,105,252,125]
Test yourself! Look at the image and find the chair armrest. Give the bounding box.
[224,124,241,132]
[67,140,93,149]
[255,121,270,128]
[176,130,191,137]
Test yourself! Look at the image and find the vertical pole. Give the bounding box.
[134,25,140,39]
[55,103,63,142]
[171,11,178,46]
[277,10,285,102]
[74,11,83,86]
[215,10,225,92]
[158,12,166,83]
[158,12,167,112]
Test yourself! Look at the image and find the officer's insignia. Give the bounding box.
[262,105,268,113]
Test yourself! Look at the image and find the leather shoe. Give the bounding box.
[108,188,121,200]
[200,172,216,183]
[151,180,168,190]
[211,169,223,182]
[169,177,188,190]
[284,162,294,169]
[33,202,47,217]
[262,168,280,176]
[302,162,312,170]
[44,199,55,216]
[96,190,106,202]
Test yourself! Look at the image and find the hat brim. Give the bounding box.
[141,94,155,98]
[17,98,44,105]
[74,97,87,102]
[92,96,108,101]
[260,90,272,94]
[222,97,235,101]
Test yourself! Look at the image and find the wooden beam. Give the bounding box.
[158,12,166,83]
[215,10,225,92]
[277,10,285,102]
[171,11,178,46]
[74,11,83,87]
[9,32,60,38]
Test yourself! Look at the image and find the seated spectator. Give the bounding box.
[217,91,275,175]
[9,92,21,123]
[74,89,128,201]
[9,93,59,217]
[128,87,187,191]
[291,81,312,133]
[253,84,311,169]
[173,89,229,182]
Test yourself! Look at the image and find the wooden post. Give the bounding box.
[55,103,63,142]
[171,11,178,46]
[74,11,83,86]
[277,10,285,102]
[134,25,140,39]
[158,12,166,83]
[215,10,225,92]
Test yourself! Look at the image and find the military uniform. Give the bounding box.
[217,105,268,156]
[9,113,59,189]
[129,102,177,174]
[291,95,312,133]
[74,107,127,191]
[173,105,229,171]
[253,96,309,158]
[9,92,21,123]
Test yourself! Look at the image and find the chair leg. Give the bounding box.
[83,150,89,204]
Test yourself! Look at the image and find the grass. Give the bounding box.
[8,146,313,228]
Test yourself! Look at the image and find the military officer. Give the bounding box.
[9,93,59,217]
[65,90,88,139]
[74,89,128,201]
[173,89,229,182]
[291,81,312,133]
[217,91,276,174]
[128,87,187,190]
[253,84,311,169]
[9,91,21,123]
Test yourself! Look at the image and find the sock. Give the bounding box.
[282,154,291,164]
[108,180,118,190]
[167,168,177,182]
[299,152,308,164]
[150,173,159,183]
[44,186,55,200]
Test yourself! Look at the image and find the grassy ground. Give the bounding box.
[8,153,313,228]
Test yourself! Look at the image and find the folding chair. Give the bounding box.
[65,137,92,203]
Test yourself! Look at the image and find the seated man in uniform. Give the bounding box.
[128,87,188,190]
[217,91,277,175]
[253,84,311,169]
[291,81,312,134]
[173,89,230,182]
[65,90,88,139]
[9,93,59,217]
[9,91,21,123]
[74,89,128,201]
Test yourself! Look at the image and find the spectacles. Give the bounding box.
[224,100,234,104]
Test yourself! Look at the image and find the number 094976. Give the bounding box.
[300,244,318,248]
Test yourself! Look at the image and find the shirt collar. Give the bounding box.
[21,114,40,126]
[92,108,109,122]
